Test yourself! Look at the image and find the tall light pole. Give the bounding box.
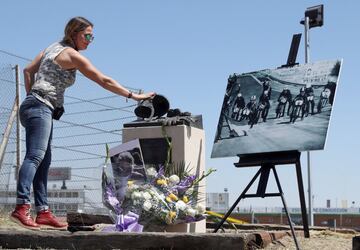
[304,14,314,228]
[300,4,324,227]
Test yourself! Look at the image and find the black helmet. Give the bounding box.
[134,94,170,120]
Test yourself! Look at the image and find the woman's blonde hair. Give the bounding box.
[62,17,93,49]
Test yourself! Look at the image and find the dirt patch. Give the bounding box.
[265,230,356,250]
[0,211,34,231]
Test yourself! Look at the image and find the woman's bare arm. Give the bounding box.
[65,49,154,100]
[23,51,44,94]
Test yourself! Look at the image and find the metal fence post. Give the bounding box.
[0,99,18,170]
[15,65,22,181]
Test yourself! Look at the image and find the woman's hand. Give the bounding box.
[132,92,156,101]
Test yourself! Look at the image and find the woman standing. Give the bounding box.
[10,16,155,230]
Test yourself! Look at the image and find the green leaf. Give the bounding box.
[192,168,217,186]
[105,144,110,164]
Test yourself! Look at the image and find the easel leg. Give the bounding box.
[295,158,310,238]
[272,167,300,250]
[213,167,263,233]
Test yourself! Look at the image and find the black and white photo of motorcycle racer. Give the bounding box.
[317,78,337,113]
[214,74,238,142]
[289,87,307,123]
[239,95,257,122]
[317,87,331,113]
[304,84,315,116]
[212,59,342,158]
[245,95,260,128]
[275,87,292,118]
[239,106,251,121]
[258,90,271,123]
[230,93,245,121]
[262,79,272,99]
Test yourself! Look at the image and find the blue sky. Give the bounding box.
[1,1,359,208]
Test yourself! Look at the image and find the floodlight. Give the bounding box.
[300,4,324,28]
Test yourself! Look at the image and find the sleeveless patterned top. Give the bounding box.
[31,42,76,109]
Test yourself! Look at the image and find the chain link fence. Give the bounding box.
[0,49,141,215]
[0,59,18,214]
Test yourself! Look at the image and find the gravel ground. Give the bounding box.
[265,230,356,250]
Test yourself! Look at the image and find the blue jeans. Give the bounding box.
[16,94,53,212]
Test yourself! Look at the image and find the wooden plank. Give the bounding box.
[67,212,113,226]
[0,231,247,250]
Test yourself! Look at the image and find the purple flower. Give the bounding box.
[156,165,165,178]
[175,175,197,194]
[104,183,122,214]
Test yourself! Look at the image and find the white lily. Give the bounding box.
[175,200,187,211]
[142,191,152,200]
[143,200,152,211]
[186,208,197,217]
[196,204,206,214]
[168,175,180,185]
[146,167,157,178]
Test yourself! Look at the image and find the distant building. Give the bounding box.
[326,199,331,208]
[0,189,85,216]
[206,192,229,213]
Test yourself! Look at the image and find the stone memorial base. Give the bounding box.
[123,123,206,233]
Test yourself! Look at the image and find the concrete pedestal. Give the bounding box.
[123,124,206,233]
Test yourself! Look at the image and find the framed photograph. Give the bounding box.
[109,139,147,183]
[108,139,147,204]
[212,59,342,158]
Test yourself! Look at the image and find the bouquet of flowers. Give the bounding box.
[102,161,215,232]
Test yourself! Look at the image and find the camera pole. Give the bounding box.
[301,4,324,227]
[304,15,314,227]
[273,3,326,233]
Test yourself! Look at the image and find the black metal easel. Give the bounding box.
[213,34,310,249]
[213,151,309,249]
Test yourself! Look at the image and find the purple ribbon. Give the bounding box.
[115,212,143,232]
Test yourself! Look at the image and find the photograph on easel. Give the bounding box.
[212,59,342,157]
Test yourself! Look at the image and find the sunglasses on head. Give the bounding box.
[84,33,94,42]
